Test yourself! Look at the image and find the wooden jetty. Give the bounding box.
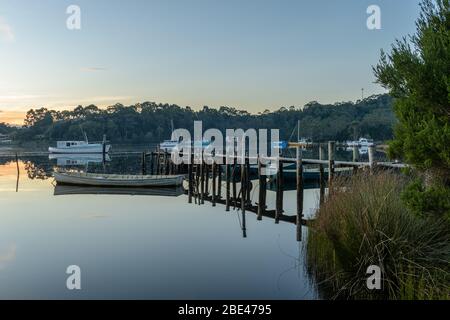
[141,142,405,242]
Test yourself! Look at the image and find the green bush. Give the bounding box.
[307,172,450,300]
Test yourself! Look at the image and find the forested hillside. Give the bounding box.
[7,94,395,143]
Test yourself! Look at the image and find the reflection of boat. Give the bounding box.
[49,153,111,166]
[53,172,184,187]
[159,140,211,152]
[54,184,184,197]
[345,138,374,147]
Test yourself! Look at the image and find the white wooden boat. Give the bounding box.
[53,172,184,187]
[49,141,111,154]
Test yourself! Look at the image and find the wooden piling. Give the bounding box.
[200,160,205,204]
[257,157,266,220]
[296,146,303,241]
[15,153,19,193]
[232,158,237,209]
[245,156,251,205]
[328,141,335,186]
[212,160,217,207]
[188,153,193,204]
[217,165,222,199]
[225,162,231,211]
[319,144,325,204]
[155,147,160,175]
[368,146,376,174]
[240,161,246,213]
[275,160,284,224]
[141,152,146,175]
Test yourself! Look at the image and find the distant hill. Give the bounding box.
[11,94,396,143]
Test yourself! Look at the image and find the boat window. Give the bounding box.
[66,142,70,147]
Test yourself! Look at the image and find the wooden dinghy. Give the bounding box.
[53,172,184,187]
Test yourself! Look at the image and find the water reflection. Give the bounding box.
[54,185,184,197]
[49,153,111,166]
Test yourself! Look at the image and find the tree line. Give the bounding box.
[3,94,395,143]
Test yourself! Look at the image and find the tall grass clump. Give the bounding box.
[307,171,450,300]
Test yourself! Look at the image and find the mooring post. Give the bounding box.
[368,146,376,174]
[353,146,359,163]
[240,160,246,213]
[188,152,193,204]
[245,155,251,205]
[204,163,210,196]
[275,159,283,224]
[328,141,335,186]
[141,152,146,175]
[155,147,161,175]
[319,144,325,204]
[15,152,20,193]
[232,156,237,209]
[257,156,266,220]
[225,160,231,211]
[296,146,304,241]
[200,159,205,204]
[217,165,222,199]
[212,159,217,207]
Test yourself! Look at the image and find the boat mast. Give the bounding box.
[297,119,300,142]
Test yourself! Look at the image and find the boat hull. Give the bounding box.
[53,172,184,187]
[49,144,111,154]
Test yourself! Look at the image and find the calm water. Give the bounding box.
[0,144,376,299]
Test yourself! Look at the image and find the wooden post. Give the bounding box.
[240,161,246,213]
[212,160,217,206]
[368,146,376,174]
[217,165,222,199]
[204,164,210,196]
[245,155,251,205]
[156,147,160,175]
[296,146,304,241]
[319,144,325,204]
[15,153,19,193]
[200,160,205,204]
[275,160,283,224]
[188,153,193,204]
[257,157,266,220]
[232,157,237,209]
[328,141,335,186]
[141,152,146,175]
[225,162,231,211]
[353,146,359,163]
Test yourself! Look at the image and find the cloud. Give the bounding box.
[0,18,14,42]
[81,67,108,72]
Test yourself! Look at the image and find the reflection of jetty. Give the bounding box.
[142,142,407,241]
[54,185,184,197]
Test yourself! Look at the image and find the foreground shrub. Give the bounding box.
[307,171,450,299]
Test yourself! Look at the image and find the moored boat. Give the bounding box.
[53,172,184,187]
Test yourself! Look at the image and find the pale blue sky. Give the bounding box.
[0,0,421,121]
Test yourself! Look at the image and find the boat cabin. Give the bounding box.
[57,141,88,148]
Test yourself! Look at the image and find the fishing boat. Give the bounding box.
[53,172,184,187]
[48,133,111,154]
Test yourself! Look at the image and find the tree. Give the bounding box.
[374,0,450,218]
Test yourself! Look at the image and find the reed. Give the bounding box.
[307,171,450,300]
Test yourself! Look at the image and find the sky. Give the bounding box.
[0,0,421,124]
